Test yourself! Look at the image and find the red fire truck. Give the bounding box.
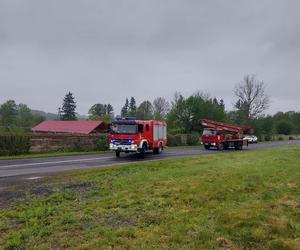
[200,119,253,150]
[109,118,167,158]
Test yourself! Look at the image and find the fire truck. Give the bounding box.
[200,119,253,150]
[109,118,167,158]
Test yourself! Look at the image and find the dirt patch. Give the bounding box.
[64,182,93,192]
[0,175,55,210]
[280,195,299,209]
[217,237,235,250]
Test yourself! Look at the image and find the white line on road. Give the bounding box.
[0,156,115,169]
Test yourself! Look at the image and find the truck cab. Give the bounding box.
[109,118,167,158]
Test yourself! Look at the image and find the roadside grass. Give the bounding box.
[0,150,110,160]
[1,146,300,249]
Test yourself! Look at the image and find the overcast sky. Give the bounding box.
[0,0,299,115]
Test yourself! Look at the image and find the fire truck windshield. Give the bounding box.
[203,128,217,136]
[111,123,137,134]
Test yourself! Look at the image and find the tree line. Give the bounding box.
[1,75,299,138]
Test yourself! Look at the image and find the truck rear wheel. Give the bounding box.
[116,151,121,158]
[234,142,243,150]
[204,145,210,150]
[153,144,163,154]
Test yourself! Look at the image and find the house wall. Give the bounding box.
[29,133,108,152]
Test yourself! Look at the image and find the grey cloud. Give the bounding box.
[0,0,299,115]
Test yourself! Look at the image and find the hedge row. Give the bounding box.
[0,134,31,156]
[167,133,200,146]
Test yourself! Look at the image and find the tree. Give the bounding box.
[88,103,114,122]
[153,97,170,120]
[60,92,77,120]
[167,92,227,133]
[276,120,293,135]
[128,97,137,115]
[234,75,269,122]
[136,101,153,120]
[106,104,114,116]
[89,104,106,117]
[0,100,18,127]
[17,104,34,130]
[121,98,129,117]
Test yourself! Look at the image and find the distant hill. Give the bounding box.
[31,110,89,121]
[77,114,89,120]
[31,110,58,120]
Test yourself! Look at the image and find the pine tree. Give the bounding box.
[60,92,77,120]
[129,97,137,115]
[106,104,114,115]
[121,98,129,117]
[219,99,225,110]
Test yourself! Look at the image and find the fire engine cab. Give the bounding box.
[109,118,167,158]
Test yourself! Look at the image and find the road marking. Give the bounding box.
[26,176,42,180]
[0,156,115,169]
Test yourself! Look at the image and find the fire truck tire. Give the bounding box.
[116,151,121,157]
[139,143,147,158]
[153,144,163,154]
[218,143,224,151]
[234,143,243,150]
[204,145,210,150]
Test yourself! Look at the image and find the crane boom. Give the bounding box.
[200,119,253,135]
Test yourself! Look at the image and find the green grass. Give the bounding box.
[1,146,300,249]
[0,150,109,160]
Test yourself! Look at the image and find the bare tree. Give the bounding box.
[234,75,270,120]
[153,97,170,120]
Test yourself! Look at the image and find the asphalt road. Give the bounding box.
[0,140,300,179]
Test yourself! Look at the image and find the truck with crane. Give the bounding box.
[200,119,254,150]
[109,117,167,158]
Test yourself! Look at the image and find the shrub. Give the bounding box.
[95,135,109,151]
[276,120,293,135]
[187,133,200,146]
[0,134,31,156]
[278,136,284,141]
[289,136,295,140]
[264,134,272,142]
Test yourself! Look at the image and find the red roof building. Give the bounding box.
[32,120,107,135]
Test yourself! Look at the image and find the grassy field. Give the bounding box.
[1,146,300,249]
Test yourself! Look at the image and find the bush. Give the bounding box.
[276,120,293,135]
[264,134,272,142]
[186,133,200,146]
[95,135,109,151]
[289,136,295,140]
[0,134,31,156]
[278,136,284,141]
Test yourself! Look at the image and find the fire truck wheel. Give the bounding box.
[139,144,146,158]
[116,151,121,158]
[153,144,163,154]
[218,143,224,151]
[158,144,163,154]
[204,145,210,150]
[234,143,243,150]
